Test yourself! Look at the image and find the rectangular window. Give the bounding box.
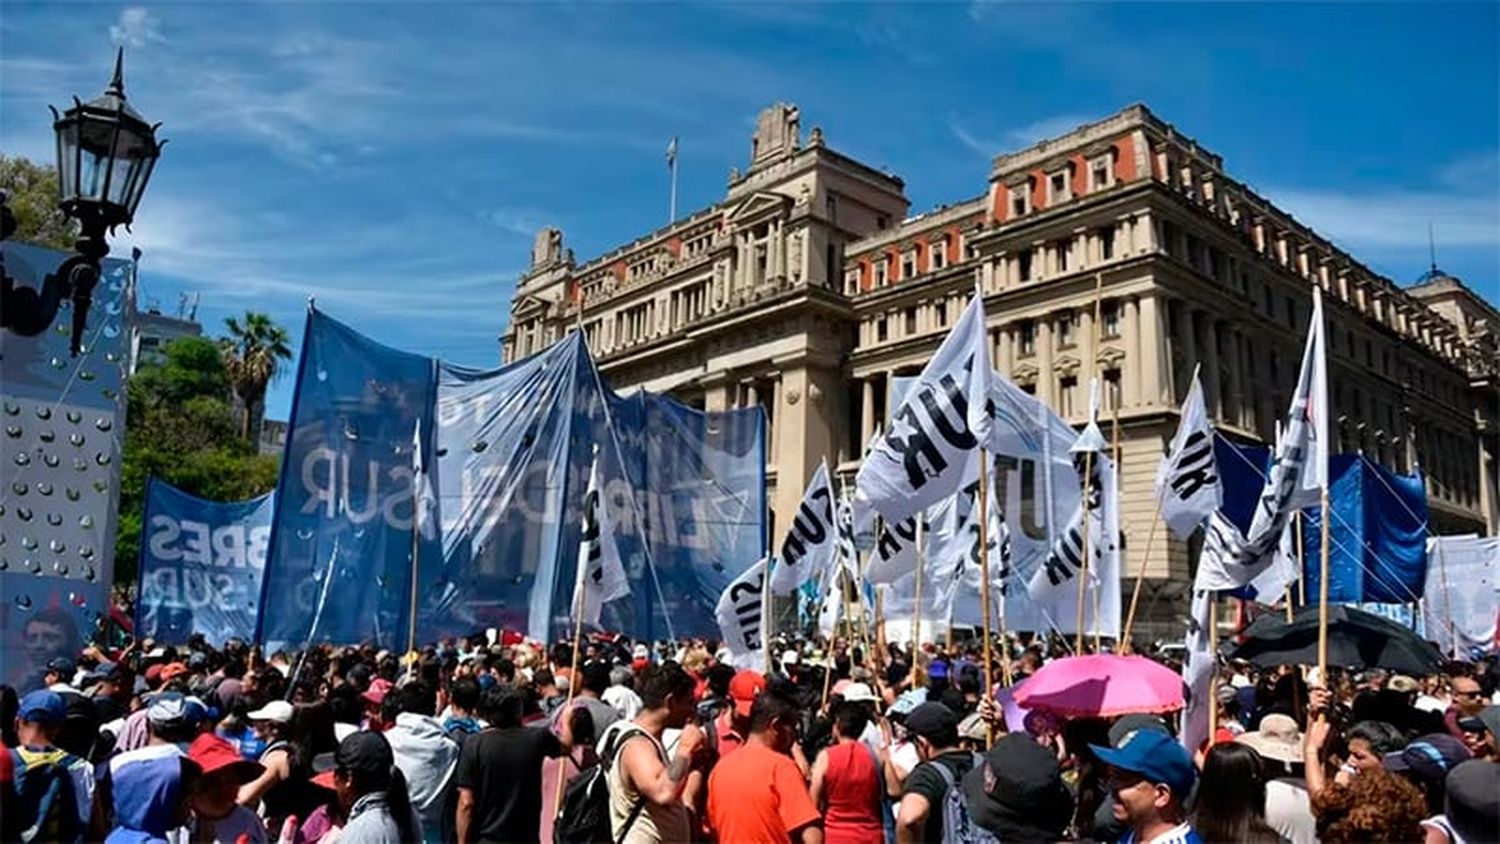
[1056,241,1071,273]
[930,238,947,270]
[874,260,887,287]
[1010,183,1029,217]
[902,252,917,279]
[1100,227,1115,260]
[1050,171,1068,204]
[1057,312,1075,347]
[1018,250,1033,282]
[876,317,889,342]
[1104,369,1122,411]
[826,194,838,223]
[1019,320,1036,356]
[935,301,948,327]
[1090,156,1112,191]
[1059,375,1078,417]
[1102,301,1120,338]
[905,308,918,335]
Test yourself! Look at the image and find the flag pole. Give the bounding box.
[552,568,588,821]
[1207,595,1219,744]
[1076,446,1094,654]
[1317,490,1330,680]
[762,557,774,675]
[406,514,420,681]
[1100,402,1120,653]
[910,518,924,686]
[1295,511,1306,607]
[667,136,679,224]
[977,449,996,746]
[1121,496,1163,653]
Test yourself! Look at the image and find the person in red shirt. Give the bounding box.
[810,703,885,844]
[716,670,765,757]
[706,691,823,844]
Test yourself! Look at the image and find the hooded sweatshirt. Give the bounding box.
[384,713,460,843]
[105,745,188,844]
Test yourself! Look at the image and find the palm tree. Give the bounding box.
[221,311,293,444]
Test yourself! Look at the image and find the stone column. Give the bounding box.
[1080,304,1097,382]
[1138,293,1165,407]
[1038,318,1056,407]
[770,377,782,461]
[1124,297,1141,406]
[1201,315,1221,422]
[861,378,875,445]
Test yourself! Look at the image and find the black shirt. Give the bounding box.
[903,750,978,843]
[454,726,564,844]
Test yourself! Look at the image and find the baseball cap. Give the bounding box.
[962,734,1074,841]
[729,670,767,717]
[1091,729,1197,801]
[361,678,394,706]
[1457,705,1500,738]
[336,731,394,780]
[147,693,206,731]
[246,700,295,724]
[1444,760,1500,844]
[187,733,263,783]
[1383,733,1471,784]
[781,649,800,667]
[927,660,950,681]
[46,656,77,677]
[159,662,190,683]
[18,690,67,724]
[1108,713,1171,749]
[905,702,960,740]
[632,644,650,660]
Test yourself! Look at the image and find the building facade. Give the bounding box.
[502,103,1498,640]
[128,307,202,374]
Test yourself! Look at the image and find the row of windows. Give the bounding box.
[1008,151,1116,218]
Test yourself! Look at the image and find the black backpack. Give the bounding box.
[553,723,648,844]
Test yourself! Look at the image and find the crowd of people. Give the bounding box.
[3,628,1498,843]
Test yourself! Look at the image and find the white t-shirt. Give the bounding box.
[1264,777,1317,844]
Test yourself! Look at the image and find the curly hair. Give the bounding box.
[1312,769,1427,843]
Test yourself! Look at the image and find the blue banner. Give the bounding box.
[1214,436,1428,604]
[257,309,765,648]
[1,243,131,692]
[135,478,273,646]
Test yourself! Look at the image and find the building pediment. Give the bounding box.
[725,192,791,229]
[511,294,550,318]
[1012,362,1039,383]
[1055,354,1081,375]
[1097,345,1126,366]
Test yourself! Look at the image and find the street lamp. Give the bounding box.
[0,48,163,354]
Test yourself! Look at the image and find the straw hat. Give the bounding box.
[1235,713,1304,764]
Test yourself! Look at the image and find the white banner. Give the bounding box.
[769,461,837,596]
[716,557,769,669]
[576,456,630,627]
[1422,535,1499,657]
[1156,370,1221,538]
[1180,588,1214,754]
[856,292,986,526]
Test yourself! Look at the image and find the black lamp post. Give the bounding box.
[0,48,163,354]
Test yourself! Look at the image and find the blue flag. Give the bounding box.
[136,478,273,646]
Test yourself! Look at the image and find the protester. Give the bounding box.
[454,684,574,844]
[1310,765,1427,842]
[184,732,270,844]
[604,665,645,721]
[1424,759,1500,843]
[333,731,422,843]
[1240,710,1316,844]
[382,681,461,844]
[958,733,1074,843]
[10,689,94,842]
[1091,728,1201,844]
[105,742,199,844]
[607,661,703,843]
[1446,674,1487,740]
[442,676,484,744]
[808,702,884,844]
[1192,742,1280,844]
[894,701,972,844]
[706,691,822,843]
[237,699,322,830]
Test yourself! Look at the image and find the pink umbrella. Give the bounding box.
[1013,654,1183,718]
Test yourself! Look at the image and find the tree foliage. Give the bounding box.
[116,336,280,585]
[221,312,293,443]
[0,154,78,250]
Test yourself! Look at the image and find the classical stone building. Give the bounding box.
[502,103,1498,639]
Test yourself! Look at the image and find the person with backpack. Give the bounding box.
[11,690,94,843]
[595,661,704,843]
[949,734,1075,844]
[895,702,974,844]
[454,683,575,844]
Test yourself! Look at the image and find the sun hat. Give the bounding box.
[957,711,989,743]
[1388,675,1420,694]
[963,734,1074,840]
[728,670,766,717]
[842,682,879,704]
[245,699,295,724]
[1091,729,1197,801]
[1234,713,1304,764]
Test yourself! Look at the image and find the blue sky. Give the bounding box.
[4,2,1496,421]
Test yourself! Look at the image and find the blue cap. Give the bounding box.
[1090,729,1197,800]
[927,660,949,680]
[19,690,67,724]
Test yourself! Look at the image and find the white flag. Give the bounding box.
[769,461,838,595]
[412,419,438,542]
[857,291,986,526]
[716,557,768,668]
[665,136,678,166]
[1196,287,1328,592]
[1179,588,1214,753]
[1027,425,1110,597]
[576,456,630,628]
[1156,370,1221,538]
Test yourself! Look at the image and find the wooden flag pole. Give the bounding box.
[1121,497,1164,653]
[1316,488,1331,681]
[910,518,925,686]
[1207,595,1219,744]
[1284,585,1295,623]
[552,577,588,821]
[1076,447,1095,654]
[977,450,996,747]
[1295,511,1307,607]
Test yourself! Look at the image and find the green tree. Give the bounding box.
[0,154,78,250]
[221,312,293,443]
[117,336,280,585]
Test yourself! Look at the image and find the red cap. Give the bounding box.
[361,678,394,706]
[311,770,337,790]
[187,734,263,783]
[159,662,190,682]
[144,664,164,686]
[728,670,766,718]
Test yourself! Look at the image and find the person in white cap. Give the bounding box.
[237,699,315,830]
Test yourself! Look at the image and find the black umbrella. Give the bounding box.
[1221,604,1443,676]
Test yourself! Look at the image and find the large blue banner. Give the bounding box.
[1214,436,1428,604]
[136,478,273,646]
[1,243,131,692]
[257,309,764,648]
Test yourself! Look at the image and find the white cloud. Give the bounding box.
[947,113,1094,159]
[1270,187,1500,251]
[947,117,999,158]
[109,7,165,49]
